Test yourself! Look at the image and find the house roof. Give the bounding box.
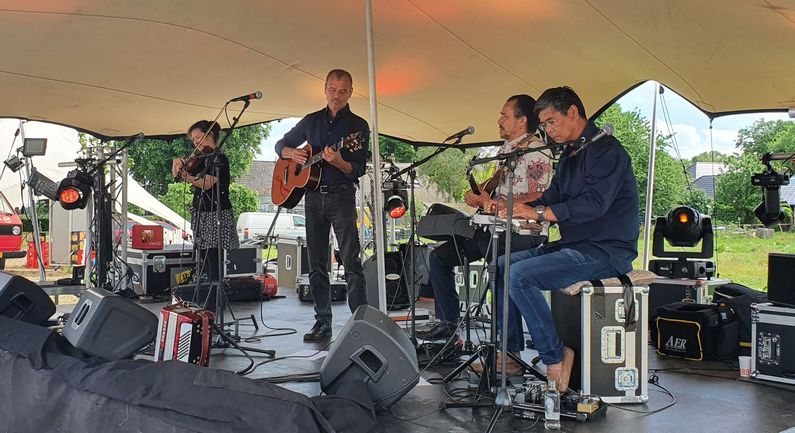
[692,175,718,199]
[237,161,275,195]
[687,162,728,180]
[780,185,795,206]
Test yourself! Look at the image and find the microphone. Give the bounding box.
[229,91,262,103]
[444,126,475,142]
[581,123,614,146]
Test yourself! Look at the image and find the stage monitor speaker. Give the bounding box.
[320,305,419,408]
[364,251,410,310]
[768,253,795,306]
[0,271,55,325]
[63,287,158,360]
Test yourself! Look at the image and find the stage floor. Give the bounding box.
[56,287,795,433]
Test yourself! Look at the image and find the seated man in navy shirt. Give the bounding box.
[275,69,369,341]
[493,86,640,391]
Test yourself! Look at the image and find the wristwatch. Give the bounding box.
[534,205,546,223]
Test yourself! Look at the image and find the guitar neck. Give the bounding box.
[302,140,344,168]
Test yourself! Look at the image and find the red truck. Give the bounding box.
[0,192,25,269]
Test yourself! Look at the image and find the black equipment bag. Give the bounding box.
[712,282,767,302]
[717,295,761,356]
[712,283,766,357]
[655,302,722,361]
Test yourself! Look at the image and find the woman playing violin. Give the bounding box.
[171,120,239,283]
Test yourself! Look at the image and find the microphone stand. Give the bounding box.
[442,147,548,431]
[198,99,275,368]
[389,138,463,347]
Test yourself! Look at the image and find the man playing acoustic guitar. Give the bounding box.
[274,69,369,341]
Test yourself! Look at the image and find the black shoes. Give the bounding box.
[416,321,458,340]
[303,320,332,341]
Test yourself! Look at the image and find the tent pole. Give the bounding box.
[20,121,47,283]
[641,82,661,269]
[365,0,387,312]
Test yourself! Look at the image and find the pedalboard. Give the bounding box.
[510,380,607,423]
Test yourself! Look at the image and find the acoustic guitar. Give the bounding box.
[271,132,364,209]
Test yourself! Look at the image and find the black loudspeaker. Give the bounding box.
[364,251,409,310]
[0,271,55,325]
[320,305,419,408]
[63,287,158,360]
[768,253,795,306]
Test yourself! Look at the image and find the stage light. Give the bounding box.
[751,153,790,226]
[663,206,705,247]
[754,201,787,228]
[57,170,92,210]
[648,206,715,279]
[385,192,407,219]
[382,177,408,219]
[3,155,23,173]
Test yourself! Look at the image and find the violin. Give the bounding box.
[175,142,214,181]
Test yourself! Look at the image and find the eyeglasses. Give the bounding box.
[538,117,558,132]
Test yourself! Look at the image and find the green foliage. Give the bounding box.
[416,147,479,201]
[228,184,259,221]
[126,124,271,196]
[736,119,795,156]
[158,182,193,220]
[679,188,713,216]
[633,230,795,291]
[379,136,416,163]
[689,151,728,165]
[596,105,690,217]
[158,182,259,222]
[713,153,765,224]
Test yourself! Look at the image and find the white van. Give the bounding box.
[236,212,306,240]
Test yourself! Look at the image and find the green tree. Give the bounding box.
[127,123,271,196]
[713,153,765,224]
[228,183,259,221]
[680,188,713,216]
[379,136,416,162]
[158,182,193,220]
[736,119,795,156]
[416,147,479,201]
[689,151,728,165]
[158,182,259,222]
[596,105,689,217]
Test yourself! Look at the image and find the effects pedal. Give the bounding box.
[510,380,607,423]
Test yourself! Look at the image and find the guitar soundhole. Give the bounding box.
[294,165,303,176]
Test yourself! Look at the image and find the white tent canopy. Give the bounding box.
[0,1,792,143]
[0,119,192,234]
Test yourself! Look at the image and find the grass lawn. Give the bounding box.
[633,229,795,291]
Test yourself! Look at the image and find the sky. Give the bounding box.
[255,81,793,162]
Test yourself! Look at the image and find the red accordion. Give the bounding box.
[155,302,214,366]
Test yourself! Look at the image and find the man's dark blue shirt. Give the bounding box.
[529,122,640,274]
[275,104,369,186]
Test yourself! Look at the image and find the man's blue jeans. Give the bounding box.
[495,247,619,365]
